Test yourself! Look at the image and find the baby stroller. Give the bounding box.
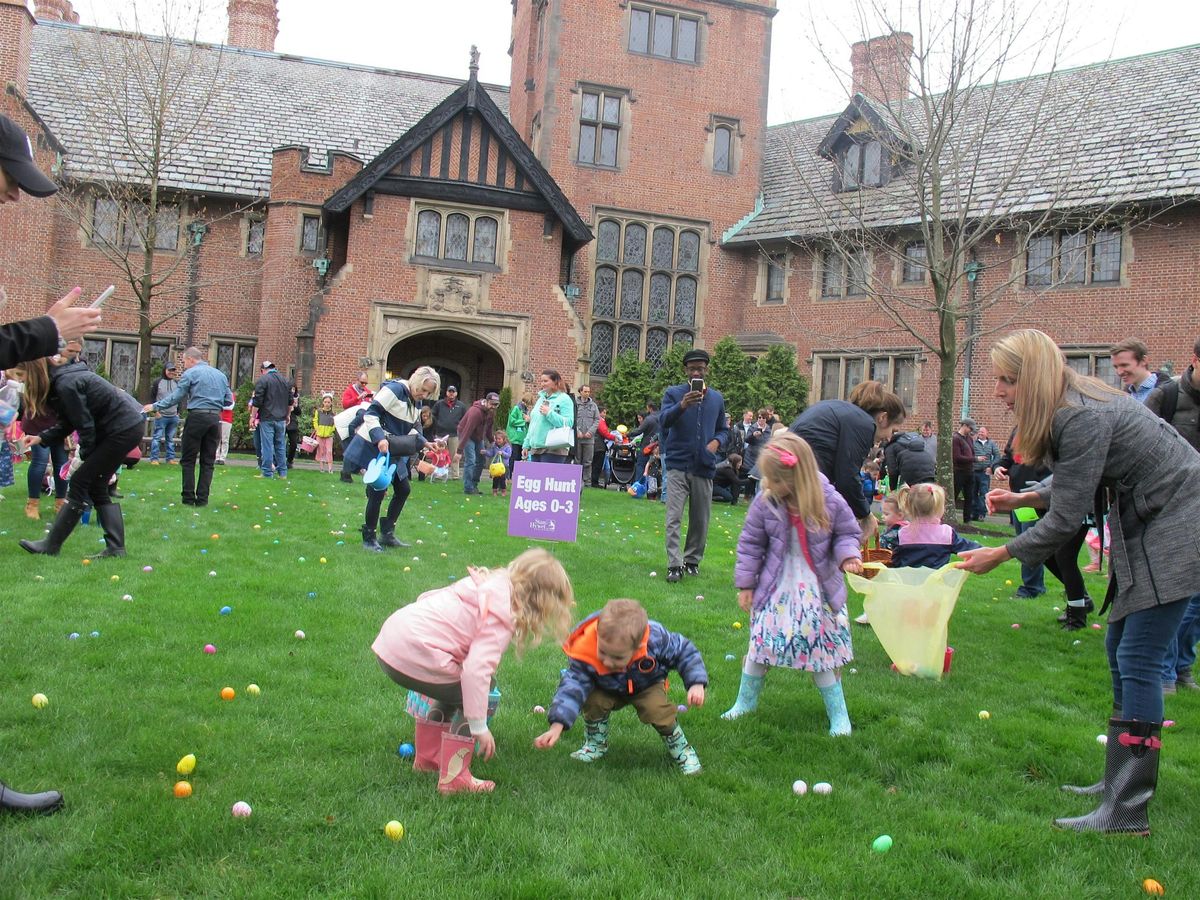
[601,441,638,489]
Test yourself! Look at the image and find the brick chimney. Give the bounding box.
[850,32,913,104]
[0,0,35,94]
[227,0,278,52]
[34,0,79,24]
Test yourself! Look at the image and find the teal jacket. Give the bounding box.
[506,403,529,445]
[524,390,574,451]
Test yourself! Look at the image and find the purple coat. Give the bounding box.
[734,473,862,613]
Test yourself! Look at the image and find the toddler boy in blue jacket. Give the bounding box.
[534,598,707,774]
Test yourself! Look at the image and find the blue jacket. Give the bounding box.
[547,613,708,730]
[343,380,424,475]
[890,523,981,569]
[659,383,729,478]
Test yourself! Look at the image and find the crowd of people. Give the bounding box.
[2,111,1197,839]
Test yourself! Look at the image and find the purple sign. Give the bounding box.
[507,461,582,543]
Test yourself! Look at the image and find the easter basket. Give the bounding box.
[860,546,893,578]
[299,435,319,453]
[416,450,436,477]
[488,459,507,477]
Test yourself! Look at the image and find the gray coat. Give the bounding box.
[1009,389,1200,622]
[574,397,600,439]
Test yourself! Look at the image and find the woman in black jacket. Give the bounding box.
[11,351,145,557]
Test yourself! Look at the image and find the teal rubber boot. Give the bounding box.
[818,681,852,736]
[662,724,702,775]
[720,670,765,720]
[569,717,610,762]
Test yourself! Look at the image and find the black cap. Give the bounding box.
[682,349,710,365]
[0,115,58,197]
[447,385,458,392]
[485,392,500,403]
[165,363,177,371]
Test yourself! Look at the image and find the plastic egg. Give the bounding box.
[173,781,192,799]
[294,630,306,640]
[81,558,91,566]
[813,782,832,795]
[231,801,252,818]
[143,566,153,572]
[1097,733,1108,745]
[725,654,736,661]
[403,566,411,572]
[211,534,219,540]
[872,835,893,853]
[247,683,261,696]
[397,743,414,758]
[384,820,404,841]
[90,631,100,638]
[792,779,808,796]
[110,575,120,582]
[31,693,49,709]
[220,606,232,615]
[1143,879,1165,896]
[69,632,80,640]
[733,622,743,630]
[319,557,327,564]
[122,593,133,601]
[204,643,217,654]
[177,753,197,775]
[532,704,546,714]
[220,687,235,701]
[1011,623,1020,629]
[648,571,657,577]
[978,710,991,720]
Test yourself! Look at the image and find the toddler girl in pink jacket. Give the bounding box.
[372,548,575,794]
[724,432,863,735]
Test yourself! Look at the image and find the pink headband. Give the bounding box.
[770,446,797,467]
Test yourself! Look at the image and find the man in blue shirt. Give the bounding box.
[144,346,232,506]
[659,349,729,583]
[1110,338,1170,405]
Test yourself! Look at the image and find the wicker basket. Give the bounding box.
[860,546,893,579]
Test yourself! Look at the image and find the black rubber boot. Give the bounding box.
[1061,603,1090,631]
[378,519,410,548]
[91,504,127,558]
[1061,715,1122,796]
[1057,596,1094,623]
[0,779,64,815]
[19,502,85,556]
[361,524,383,552]
[1054,719,1161,835]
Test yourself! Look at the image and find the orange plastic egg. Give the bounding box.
[173,781,192,798]
[1143,879,1165,896]
[220,686,235,701]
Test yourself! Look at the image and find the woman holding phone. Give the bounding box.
[523,369,574,464]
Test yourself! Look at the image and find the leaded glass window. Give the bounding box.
[648,273,671,322]
[597,220,620,261]
[902,241,926,282]
[301,214,321,252]
[415,210,441,258]
[629,8,650,54]
[618,324,641,357]
[590,323,614,376]
[629,6,700,62]
[1092,229,1121,282]
[847,250,869,296]
[623,224,646,265]
[651,227,674,268]
[673,276,696,325]
[766,254,785,302]
[579,89,622,168]
[81,339,105,371]
[593,267,617,317]
[445,214,469,261]
[154,204,180,250]
[646,328,668,367]
[843,358,865,397]
[92,198,119,247]
[620,270,644,320]
[215,343,234,381]
[110,340,138,394]
[1025,234,1054,287]
[1060,231,1087,284]
[236,347,256,388]
[673,331,693,347]
[822,251,843,297]
[1025,229,1122,287]
[714,126,732,173]
[247,219,265,257]
[678,231,699,271]
[472,216,498,264]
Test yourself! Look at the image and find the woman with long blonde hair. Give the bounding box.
[958,329,1200,835]
[7,357,69,519]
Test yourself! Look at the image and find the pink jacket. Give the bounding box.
[372,570,514,734]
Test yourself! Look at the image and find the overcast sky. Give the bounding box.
[82,0,1200,125]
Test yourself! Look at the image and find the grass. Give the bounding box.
[1,460,1196,898]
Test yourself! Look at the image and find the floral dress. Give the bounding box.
[748,517,853,672]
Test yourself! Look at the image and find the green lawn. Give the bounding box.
[1,463,1195,898]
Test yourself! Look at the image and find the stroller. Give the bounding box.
[600,441,638,489]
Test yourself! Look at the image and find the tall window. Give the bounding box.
[1025,228,1122,287]
[79,336,172,395]
[628,5,699,62]
[714,125,733,174]
[91,197,180,251]
[1064,349,1122,389]
[589,215,704,376]
[821,248,870,298]
[818,353,917,410]
[764,253,786,304]
[902,241,927,283]
[839,139,887,190]
[245,218,265,257]
[214,339,258,390]
[578,89,623,168]
[300,214,321,253]
[411,207,502,267]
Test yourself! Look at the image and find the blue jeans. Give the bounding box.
[1011,514,1045,596]
[258,419,287,477]
[150,414,179,461]
[461,439,481,493]
[27,439,69,499]
[971,470,990,519]
[1160,592,1200,684]
[1107,597,1190,722]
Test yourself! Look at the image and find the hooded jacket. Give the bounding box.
[547,613,708,729]
[40,360,145,456]
[883,431,935,490]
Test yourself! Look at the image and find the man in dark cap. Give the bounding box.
[456,390,500,495]
[432,385,468,479]
[0,113,103,815]
[659,348,729,583]
[148,362,180,464]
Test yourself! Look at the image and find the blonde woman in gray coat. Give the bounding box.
[957,329,1200,836]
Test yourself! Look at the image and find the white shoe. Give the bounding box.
[854,611,870,625]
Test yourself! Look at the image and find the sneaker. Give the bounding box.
[168,460,179,465]
[1082,563,1101,573]
[215,460,226,465]
[666,567,684,583]
[1163,683,1177,696]
[1012,589,1045,599]
[854,611,871,625]
[340,473,353,484]
[1177,667,1199,690]
[684,563,700,576]
[150,460,160,466]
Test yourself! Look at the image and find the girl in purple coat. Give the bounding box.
[723,432,863,735]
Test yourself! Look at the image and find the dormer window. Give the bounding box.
[840,139,886,190]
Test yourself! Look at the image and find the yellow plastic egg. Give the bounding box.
[176,753,196,776]
[1142,879,1164,896]
[384,820,404,841]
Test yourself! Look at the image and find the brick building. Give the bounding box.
[1,0,1198,430]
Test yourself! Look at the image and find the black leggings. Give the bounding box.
[67,425,144,510]
[1043,522,1090,601]
[364,473,411,529]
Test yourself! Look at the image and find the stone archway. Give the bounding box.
[386,331,505,406]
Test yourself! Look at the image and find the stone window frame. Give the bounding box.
[706,114,742,176]
[815,351,918,412]
[571,82,633,171]
[298,210,323,255]
[901,240,927,284]
[1062,347,1123,390]
[408,202,508,274]
[79,333,174,395]
[756,248,788,306]
[241,213,266,259]
[818,246,870,299]
[1024,227,1124,288]
[87,194,184,253]
[210,336,259,390]
[626,2,704,65]
[586,211,706,377]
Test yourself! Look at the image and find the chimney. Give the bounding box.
[34,0,79,24]
[227,0,278,52]
[850,32,913,104]
[0,0,35,93]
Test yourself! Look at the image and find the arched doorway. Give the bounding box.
[386,330,506,405]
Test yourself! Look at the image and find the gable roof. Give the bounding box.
[815,93,913,160]
[727,42,1200,245]
[26,20,510,199]
[324,78,592,245]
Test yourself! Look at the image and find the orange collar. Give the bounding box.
[563,615,650,675]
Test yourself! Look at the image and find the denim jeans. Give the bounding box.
[150,414,179,461]
[461,439,481,493]
[258,419,287,477]
[1160,592,1200,684]
[27,439,69,499]
[1107,597,1190,722]
[1011,515,1045,595]
[971,470,990,519]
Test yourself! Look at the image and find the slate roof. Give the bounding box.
[727,42,1200,244]
[26,21,510,199]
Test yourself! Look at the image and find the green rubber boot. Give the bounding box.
[569,717,610,762]
[721,669,765,720]
[662,724,702,775]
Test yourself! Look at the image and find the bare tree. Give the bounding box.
[53,0,241,400]
[757,0,1161,512]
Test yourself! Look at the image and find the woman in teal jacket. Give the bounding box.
[506,394,531,473]
[523,369,574,464]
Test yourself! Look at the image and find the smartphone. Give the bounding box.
[90,285,116,309]
[690,378,705,393]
